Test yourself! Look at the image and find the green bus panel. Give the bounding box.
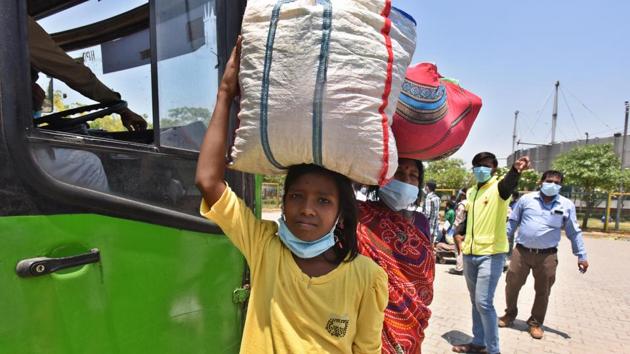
[0,214,244,354]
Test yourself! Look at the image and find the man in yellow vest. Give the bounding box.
[452,152,530,354]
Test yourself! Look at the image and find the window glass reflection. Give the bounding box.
[156,0,218,151]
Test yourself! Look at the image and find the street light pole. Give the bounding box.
[615,101,630,230]
[512,110,519,156]
[551,81,560,144]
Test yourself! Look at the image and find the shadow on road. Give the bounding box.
[441,330,473,346]
[504,319,571,339]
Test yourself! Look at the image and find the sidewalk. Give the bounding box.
[424,235,630,353]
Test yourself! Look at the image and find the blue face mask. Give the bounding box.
[378,179,419,211]
[472,166,493,183]
[277,216,337,259]
[540,182,562,197]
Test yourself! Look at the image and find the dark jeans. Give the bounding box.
[504,245,558,326]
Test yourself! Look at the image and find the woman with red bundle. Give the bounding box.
[357,158,435,353]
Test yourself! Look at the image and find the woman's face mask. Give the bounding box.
[378,179,419,211]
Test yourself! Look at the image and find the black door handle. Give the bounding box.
[16,248,100,278]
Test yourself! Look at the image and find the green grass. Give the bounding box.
[583,217,630,233]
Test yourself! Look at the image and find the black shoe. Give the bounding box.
[449,268,463,275]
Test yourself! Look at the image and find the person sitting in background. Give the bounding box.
[443,200,456,240]
[434,200,457,263]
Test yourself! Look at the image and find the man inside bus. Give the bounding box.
[28,16,147,192]
[28,16,147,131]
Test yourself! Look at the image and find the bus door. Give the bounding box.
[0,1,250,353]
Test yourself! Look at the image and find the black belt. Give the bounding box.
[516,243,557,254]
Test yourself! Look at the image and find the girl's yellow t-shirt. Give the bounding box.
[200,185,388,354]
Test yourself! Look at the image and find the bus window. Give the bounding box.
[31,141,204,216]
[26,1,216,217]
[35,0,147,31]
[31,1,152,137]
[156,0,219,151]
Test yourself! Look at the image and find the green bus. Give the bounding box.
[0,1,255,353]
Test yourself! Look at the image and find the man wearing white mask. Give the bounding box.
[498,170,589,340]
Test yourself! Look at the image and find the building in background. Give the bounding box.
[507,133,630,171]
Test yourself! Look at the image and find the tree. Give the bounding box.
[52,90,67,111]
[553,143,621,229]
[516,169,540,191]
[492,166,539,192]
[161,107,212,128]
[88,114,125,131]
[48,90,127,132]
[424,158,472,190]
[88,113,152,131]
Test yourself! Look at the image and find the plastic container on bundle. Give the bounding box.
[230,0,416,186]
[392,62,482,161]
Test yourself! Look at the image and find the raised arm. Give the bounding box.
[195,37,241,206]
[498,156,530,200]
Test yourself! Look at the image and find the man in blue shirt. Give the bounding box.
[498,170,589,340]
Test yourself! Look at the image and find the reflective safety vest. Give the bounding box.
[463,176,510,255]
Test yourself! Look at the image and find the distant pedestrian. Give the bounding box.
[498,170,589,340]
[443,200,456,238]
[423,180,441,243]
[452,152,530,354]
[449,188,467,275]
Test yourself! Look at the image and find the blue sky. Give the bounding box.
[39,0,630,165]
[396,0,630,164]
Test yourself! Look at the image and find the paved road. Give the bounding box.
[424,235,630,354]
[262,210,630,353]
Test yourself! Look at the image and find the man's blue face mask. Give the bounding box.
[540,182,562,197]
[472,166,493,183]
[378,179,419,211]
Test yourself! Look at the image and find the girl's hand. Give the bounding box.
[219,36,242,99]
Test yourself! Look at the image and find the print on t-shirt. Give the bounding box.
[326,314,349,338]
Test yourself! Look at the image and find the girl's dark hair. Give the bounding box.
[283,164,358,264]
[366,159,425,202]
